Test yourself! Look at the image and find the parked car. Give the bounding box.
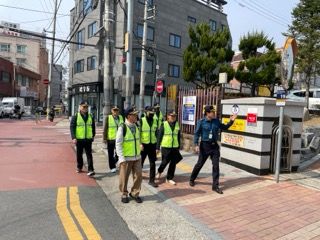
[286,88,320,112]
[0,102,4,118]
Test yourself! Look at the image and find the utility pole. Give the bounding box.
[125,0,133,109]
[139,0,156,112]
[46,0,58,119]
[103,0,115,127]
[138,0,148,114]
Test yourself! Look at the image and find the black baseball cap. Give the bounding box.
[124,106,139,117]
[153,103,160,108]
[204,105,215,113]
[112,105,119,110]
[145,106,154,113]
[79,100,88,106]
[167,110,177,116]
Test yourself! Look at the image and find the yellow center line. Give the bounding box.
[56,187,83,240]
[69,186,102,240]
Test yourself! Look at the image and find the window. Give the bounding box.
[87,56,96,71]
[1,71,10,83]
[187,16,196,23]
[135,57,153,73]
[74,59,84,73]
[138,0,153,6]
[221,24,226,30]
[137,24,154,41]
[169,34,181,48]
[0,44,10,52]
[76,29,85,49]
[17,74,29,87]
[168,64,180,78]
[17,58,26,65]
[83,0,92,14]
[88,21,97,38]
[16,45,26,54]
[209,19,217,31]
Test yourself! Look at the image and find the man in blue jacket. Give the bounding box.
[189,105,237,194]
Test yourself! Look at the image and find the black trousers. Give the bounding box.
[158,148,181,180]
[76,140,94,172]
[107,140,118,170]
[190,142,220,187]
[141,143,157,182]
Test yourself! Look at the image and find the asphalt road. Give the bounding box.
[0,118,136,240]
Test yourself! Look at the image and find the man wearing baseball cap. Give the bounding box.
[116,106,143,203]
[153,103,164,129]
[70,100,96,176]
[103,105,124,173]
[155,110,182,185]
[189,105,237,194]
[140,106,158,187]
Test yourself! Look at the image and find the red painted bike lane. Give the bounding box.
[0,118,96,191]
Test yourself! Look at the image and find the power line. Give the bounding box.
[233,0,288,27]
[243,0,289,25]
[0,4,69,16]
[0,26,97,47]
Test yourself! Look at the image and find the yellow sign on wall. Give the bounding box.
[221,133,245,147]
[222,118,246,132]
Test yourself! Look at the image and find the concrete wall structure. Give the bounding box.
[220,97,305,175]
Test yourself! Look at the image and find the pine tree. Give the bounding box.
[235,32,281,97]
[183,23,234,89]
[288,0,320,109]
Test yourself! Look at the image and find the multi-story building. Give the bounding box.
[0,57,41,112]
[0,21,49,106]
[51,64,66,106]
[69,0,229,121]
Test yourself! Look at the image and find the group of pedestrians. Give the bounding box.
[70,100,237,204]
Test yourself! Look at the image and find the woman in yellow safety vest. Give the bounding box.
[155,110,182,185]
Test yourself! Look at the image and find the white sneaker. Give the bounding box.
[110,168,117,173]
[87,171,95,176]
[166,179,176,185]
[156,172,162,180]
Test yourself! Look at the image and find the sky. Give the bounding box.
[0,0,300,68]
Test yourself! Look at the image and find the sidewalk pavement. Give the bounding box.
[57,119,320,240]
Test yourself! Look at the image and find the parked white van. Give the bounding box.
[286,89,320,111]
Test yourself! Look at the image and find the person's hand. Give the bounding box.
[230,114,237,121]
[72,139,77,145]
[195,146,199,153]
[140,144,144,151]
[103,140,107,144]
[156,149,160,155]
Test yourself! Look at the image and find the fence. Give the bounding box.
[177,87,220,134]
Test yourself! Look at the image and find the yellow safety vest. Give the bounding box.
[123,124,141,157]
[107,115,124,140]
[161,121,179,148]
[153,111,163,128]
[75,113,93,139]
[140,117,157,144]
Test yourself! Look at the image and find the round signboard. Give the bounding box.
[231,104,239,114]
[156,80,164,93]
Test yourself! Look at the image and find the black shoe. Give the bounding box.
[129,193,143,203]
[189,180,195,187]
[121,196,129,203]
[148,181,158,188]
[212,187,223,194]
